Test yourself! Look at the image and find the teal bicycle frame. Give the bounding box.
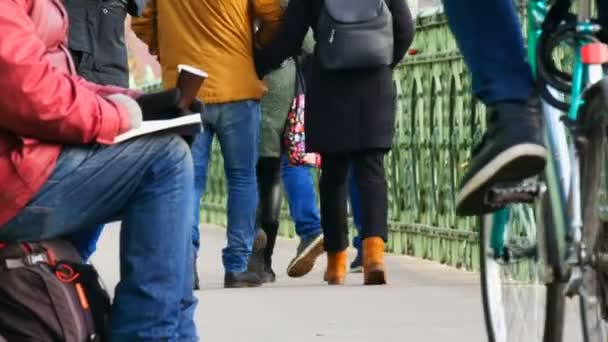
[489,0,605,282]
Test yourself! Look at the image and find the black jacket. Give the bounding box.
[63,0,146,87]
[256,0,414,153]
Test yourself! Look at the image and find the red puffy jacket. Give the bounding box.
[0,0,133,226]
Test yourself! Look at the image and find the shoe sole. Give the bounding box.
[327,278,345,285]
[456,144,547,216]
[364,267,387,285]
[287,235,325,278]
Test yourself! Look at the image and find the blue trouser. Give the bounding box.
[191,100,260,273]
[0,135,197,341]
[348,166,364,251]
[281,155,321,240]
[68,223,104,261]
[442,0,535,104]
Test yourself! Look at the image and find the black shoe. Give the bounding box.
[260,265,276,283]
[350,249,363,273]
[193,254,200,291]
[247,229,267,275]
[286,233,324,278]
[456,98,547,216]
[224,271,263,288]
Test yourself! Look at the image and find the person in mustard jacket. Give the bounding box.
[132,0,283,288]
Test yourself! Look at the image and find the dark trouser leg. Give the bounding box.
[443,0,546,217]
[319,153,350,252]
[442,0,534,104]
[599,0,608,41]
[352,150,388,241]
[348,165,363,249]
[256,157,282,266]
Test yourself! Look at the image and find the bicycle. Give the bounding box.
[477,0,608,341]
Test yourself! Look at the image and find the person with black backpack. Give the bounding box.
[255,0,414,285]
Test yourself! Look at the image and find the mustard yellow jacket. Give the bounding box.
[132,0,282,104]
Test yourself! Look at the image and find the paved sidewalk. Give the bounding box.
[92,223,584,342]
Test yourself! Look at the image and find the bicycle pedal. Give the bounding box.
[484,182,541,207]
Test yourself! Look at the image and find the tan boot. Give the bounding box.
[363,237,387,285]
[323,250,348,285]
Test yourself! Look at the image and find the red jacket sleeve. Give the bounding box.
[76,76,142,99]
[0,0,130,145]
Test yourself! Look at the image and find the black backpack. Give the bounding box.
[0,240,111,342]
[316,0,394,70]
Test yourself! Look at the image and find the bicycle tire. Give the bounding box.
[480,205,565,342]
[578,84,608,342]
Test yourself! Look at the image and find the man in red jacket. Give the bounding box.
[0,0,197,340]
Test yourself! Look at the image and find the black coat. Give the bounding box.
[256,0,414,154]
[63,0,147,87]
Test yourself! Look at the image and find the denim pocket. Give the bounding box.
[0,206,53,242]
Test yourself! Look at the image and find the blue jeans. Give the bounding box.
[191,100,260,273]
[0,134,197,341]
[68,223,104,261]
[443,0,534,104]
[348,166,363,250]
[281,155,321,240]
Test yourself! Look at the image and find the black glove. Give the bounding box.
[136,88,206,119]
[136,88,182,121]
[181,98,205,115]
[136,89,206,147]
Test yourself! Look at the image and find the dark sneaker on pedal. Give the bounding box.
[287,233,324,278]
[350,249,363,273]
[456,99,547,216]
[224,271,263,288]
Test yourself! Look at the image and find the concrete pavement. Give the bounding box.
[92,223,584,342]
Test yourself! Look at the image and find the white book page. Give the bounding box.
[114,113,202,143]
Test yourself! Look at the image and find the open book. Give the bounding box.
[114,113,203,143]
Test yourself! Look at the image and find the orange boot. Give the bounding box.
[323,250,348,285]
[363,237,387,285]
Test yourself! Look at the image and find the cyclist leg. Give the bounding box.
[443,0,547,216]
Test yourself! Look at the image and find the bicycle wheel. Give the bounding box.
[480,204,565,342]
[578,88,608,342]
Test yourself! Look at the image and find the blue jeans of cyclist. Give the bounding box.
[443,0,535,104]
[0,135,197,341]
[191,100,260,274]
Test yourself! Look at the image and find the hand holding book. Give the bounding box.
[135,65,207,120]
[111,65,208,143]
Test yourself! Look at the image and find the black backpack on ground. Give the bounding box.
[316,0,394,70]
[0,240,111,342]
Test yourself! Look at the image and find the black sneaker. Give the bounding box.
[350,249,363,273]
[224,271,263,288]
[456,98,547,216]
[286,233,324,278]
